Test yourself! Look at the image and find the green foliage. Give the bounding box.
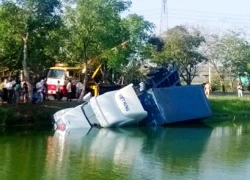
[211,76,221,91]
[104,14,154,81]
[62,1,154,87]
[217,32,250,79]
[121,61,145,84]
[150,26,205,85]
[201,31,250,92]
[0,0,63,74]
[122,14,154,58]
[0,0,154,85]
[2,0,249,89]
[0,2,24,70]
[63,0,130,63]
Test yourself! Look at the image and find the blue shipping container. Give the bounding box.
[138,85,212,126]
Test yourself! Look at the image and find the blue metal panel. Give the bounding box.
[138,85,212,126]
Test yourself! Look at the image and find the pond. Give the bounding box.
[0,120,250,180]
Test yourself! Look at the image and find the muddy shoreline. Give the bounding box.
[0,101,78,129]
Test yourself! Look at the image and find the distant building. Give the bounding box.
[140,60,219,85]
[192,62,217,84]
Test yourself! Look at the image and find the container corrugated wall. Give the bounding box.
[138,85,212,126]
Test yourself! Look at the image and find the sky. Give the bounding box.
[124,0,250,38]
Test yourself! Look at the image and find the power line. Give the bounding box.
[132,7,250,37]
[134,8,250,18]
[143,12,250,26]
[161,11,250,22]
[150,15,250,28]
[168,8,250,18]
[141,12,250,23]
[134,8,250,26]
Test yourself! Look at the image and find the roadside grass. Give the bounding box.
[205,96,250,122]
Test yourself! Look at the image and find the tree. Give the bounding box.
[0,2,24,72]
[151,26,205,85]
[148,36,166,66]
[200,33,226,91]
[217,32,250,90]
[0,0,62,79]
[0,0,62,94]
[121,14,154,59]
[63,0,132,101]
[106,14,154,84]
[201,31,250,91]
[0,0,63,102]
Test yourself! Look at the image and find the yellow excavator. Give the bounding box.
[83,62,122,97]
[55,41,128,97]
[85,63,102,96]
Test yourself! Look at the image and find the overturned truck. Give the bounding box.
[54,63,212,130]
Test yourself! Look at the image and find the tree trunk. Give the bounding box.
[78,48,88,102]
[22,33,32,102]
[102,63,108,83]
[229,81,233,91]
[112,68,115,83]
[22,33,29,81]
[219,79,225,92]
[222,84,225,92]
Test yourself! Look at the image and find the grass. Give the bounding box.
[209,97,250,115]
[205,95,250,122]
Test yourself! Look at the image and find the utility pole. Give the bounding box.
[159,0,168,35]
[208,60,211,83]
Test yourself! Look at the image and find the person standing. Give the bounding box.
[66,80,72,101]
[237,83,243,97]
[6,77,13,104]
[76,80,83,99]
[36,79,44,103]
[14,80,21,105]
[43,78,48,100]
[36,80,41,102]
[22,81,29,103]
[0,78,4,104]
[204,82,212,98]
[3,77,8,102]
[56,80,61,101]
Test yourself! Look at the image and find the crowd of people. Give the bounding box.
[0,76,47,105]
[0,77,26,105]
[0,75,87,105]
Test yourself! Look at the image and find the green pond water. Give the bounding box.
[0,120,250,180]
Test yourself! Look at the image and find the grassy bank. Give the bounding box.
[205,96,250,122]
[0,101,78,129]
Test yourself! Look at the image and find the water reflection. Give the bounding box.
[140,126,213,177]
[0,130,52,180]
[43,125,213,179]
[201,121,250,178]
[209,120,250,137]
[1,122,250,179]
